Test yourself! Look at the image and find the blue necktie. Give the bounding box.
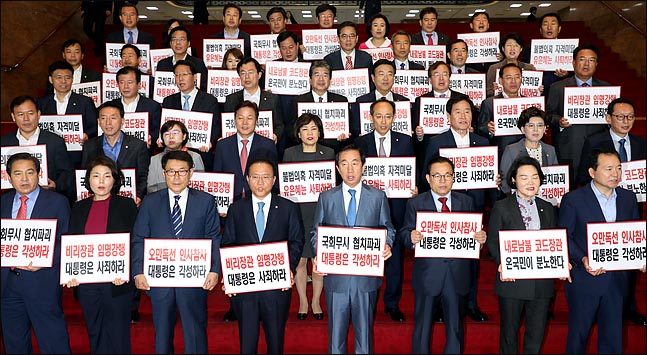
[256,202,265,242]
[183,94,191,110]
[581,82,589,87]
[171,195,182,238]
[619,138,628,162]
[347,189,357,227]
[127,30,134,44]
[400,63,405,70]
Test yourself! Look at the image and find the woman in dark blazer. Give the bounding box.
[282,113,335,320]
[65,156,138,354]
[487,156,560,354]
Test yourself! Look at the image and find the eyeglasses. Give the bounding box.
[174,72,192,78]
[339,34,357,40]
[577,57,597,64]
[611,114,635,122]
[163,130,182,137]
[525,123,545,130]
[164,169,189,177]
[249,175,273,183]
[429,173,454,181]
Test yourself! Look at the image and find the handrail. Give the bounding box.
[0,6,81,72]
[600,1,646,38]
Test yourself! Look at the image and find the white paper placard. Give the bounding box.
[316,226,386,277]
[620,160,646,203]
[499,229,570,279]
[414,212,483,258]
[0,219,57,268]
[220,241,292,294]
[143,239,212,287]
[362,157,416,198]
[439,146,498,190]
[60,233,130,284]
[278,161,336,203]
[587,221,646,271]
[302,29,339,61]
[530,38,579,71]
[1,145,49,189]
[188,172,235,215]
[563,86,621,124]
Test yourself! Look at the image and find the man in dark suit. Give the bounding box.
[81,101,149,205]
[156,26,208,91]
[355,100,416,323]
[222,157,304,354]
[211,3,251,56]
[311,144,395,354]
[560,147,643,354]
[2,95,74,202]
[546,44,610,189]
[391,30,426,71]
[288,60,349,151]
[163,60,220,172]
[132,150,221,354]
[447,39,481,75]
[352,60,408,139]
[402,156,486,353]
[410,7,450,46]
[104,2,155,64]
[466,12,496,74]
[324,21,373,72]
[423,97,494,323]
[46,39,102,94]
[224,57,284,145]
[1,153,71,354]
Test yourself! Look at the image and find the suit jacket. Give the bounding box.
[211,29,251,58]
[500,139,558,194]
[487,194,557,299]
[108,95,162,145]
[324,49,374,71]
[485,61,536,97]
[224,90,284,140]
[287,91,349,150]
[212,133,278,201]
[156,54,209,91]
[577,130,646,186]
[477,94,525,155]
[68,194,138,234]
[37,92,98,138]
[223,194,304,273]
[400,191,476,295]
[132,187,221,276]
[412,89,471,149]
[104,29,156,65]
[81,133,150,198]
[391,60,425,71]
[45,66,102,95]
[352,91,410,139]
[311,183,395,292]
[162,90,221,142]
[1,188,70,297]
[410,31,450,46]
[559,184,639,297]
[1,130,74,199]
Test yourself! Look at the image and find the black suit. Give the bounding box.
[578,130,646,186]
[324,49,374,71]
[81,133,150,198]
[222,194,304,354]
[410,31,450,46]
[488,194,557,354]
[45,66,102,95]
[224,90,284,142]
[108,95,162,151]
[156,54,208,91]
[211,29,251,59]
[477,94,525,157]
[352,91,409,140]
[104,28,156,65]
[37,92,98,139]
[288,91,349,151]
[391,60,425,71]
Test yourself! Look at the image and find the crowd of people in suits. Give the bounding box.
[2,2,646,354]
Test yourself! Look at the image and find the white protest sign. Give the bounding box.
[360,47,394,63]
[220,111,274,140]
[250,34,282,64]
[329,69,371,103]
[143,239,212,287]
[392,70,430,102]
[150,48,172,76]
[203,38,244,67]
[60,233,130,284]
[1,145,49,189]
[188,172,235,215]
[493,96,545,136]
[449,73,486,106]
[0,219,57,268]
[563,86,621,124]
[105,43,150,73]
[414,212,483,258]
[207,70,242,103]
[457,31,500,63]
[316,226,386,277]
[97,112,149,142]
[358,101,412,136]
[499,229,570,279]
[161,108,212,149]
[409,45,446,69]
[297,102,350,139]
[278,161,336,203]
[72,81,101,107]
[587,221,646,271]
[362,157,416,198]
[530,38,579,71]
[494,69,544,97]
[302,29,339,60]
[38,115,84,151]
[620,160,646,203]
[152,71,202,103]
[439,146,498,190]
[264,61,311,96]
[220,242,291,294]
[103,73,150,103]
[418,97,450,134]
[538,165,569,206]
[75,169,137,202]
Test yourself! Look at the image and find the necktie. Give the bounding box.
[240,139,249,174]
[378,137,386,157]
[400,63,405,70]
[183,94,191,111]
[345,56,353,70]
[457,68,462,74]
[256,202,265,241]
[619,138,628,162]
[347,189,357,227]
[426,33,434,45]
[17,195,28,220]
[171,195,182,238]
[438,197,450,212]
[319,97,324,102]
[127,31,134,44]
[581,83,590,87]
[439,93,446,98]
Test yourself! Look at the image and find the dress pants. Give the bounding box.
[326,288,378,354]
[498,296,549,354]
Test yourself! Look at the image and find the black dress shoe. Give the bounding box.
[385,307,406,322]
[626,311,647,326]
[547,310,554,320]
[313,312,324,320]
[433,310,444,323]
[467,308,488,322]
[130,310,140,323]
[223,308,237,322]
[297,312,308,320]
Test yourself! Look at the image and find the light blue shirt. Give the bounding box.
[430,190,451,212]
[609,129,632,161]
[342,182,362,217]
[102,132,124,162]
[12,186,41,219]
[237,133,255,156]
[590,181,617,222]
[421,31,437,45]
[123,28,139,43]
[574,76,593,87]
[223,28,240,39]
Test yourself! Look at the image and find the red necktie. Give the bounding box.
[426,33,434,45]
[438,197,450,212]
[457,69,462,74]
[17,195,28,219]
[240,139,249,198]
[345,56,353,70]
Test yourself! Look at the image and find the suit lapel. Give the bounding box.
[116,134,129,163]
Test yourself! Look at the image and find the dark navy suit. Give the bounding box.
[1,187,71,354]
[411,31,450,46]
[324,49,374,71]
[224,90,285,142]
[222,194,304,354]
[211,29,251,59]
[108,94,162,149]
[352,91,409,140]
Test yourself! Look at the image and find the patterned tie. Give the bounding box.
[400,63,405,70]
[256,202,265,242]
[17,195,28,219]
[378,137,386,157]
[127,30,134,44]
[619,138,628,162]
[171,195,182,238]
[457,68,462,74]
[183,94,191,111]
[581,83,590,87]
[347,189,357,227]
[426,33,434,45]
[345,56,353,70]
[319,97,324,102]
[438,197,450,212]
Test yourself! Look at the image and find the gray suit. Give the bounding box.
[311,183,395,354]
